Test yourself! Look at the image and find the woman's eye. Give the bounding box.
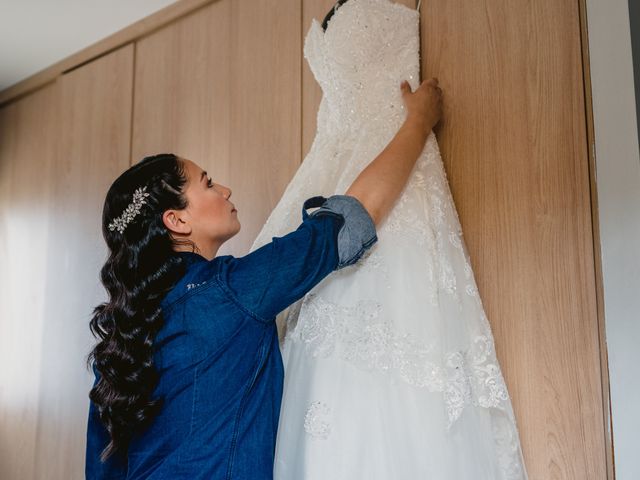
[207,178,213,187]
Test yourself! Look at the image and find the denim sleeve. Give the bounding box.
[305,195,378,269]
[85,364,128,479]
[219,194,377,322]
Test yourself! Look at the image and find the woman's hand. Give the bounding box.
[400,77,443,135]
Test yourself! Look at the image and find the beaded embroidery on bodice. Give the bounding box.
[304,0,420,137]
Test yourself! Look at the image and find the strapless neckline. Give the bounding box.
[309,0,419,42]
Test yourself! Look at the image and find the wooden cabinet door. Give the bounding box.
[131,0,301,256]
[0,81,58,480]
[33,44,132,480]
[418,0,608,478]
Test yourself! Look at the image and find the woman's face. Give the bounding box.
[163,157,240,258]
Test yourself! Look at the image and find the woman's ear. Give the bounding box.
[162,209,192,235]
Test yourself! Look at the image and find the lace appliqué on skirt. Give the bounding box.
[304,401,332,440]
[285,293,511,429]
[288,293,526,478]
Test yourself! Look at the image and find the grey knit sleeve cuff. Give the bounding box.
[302,194,378,269]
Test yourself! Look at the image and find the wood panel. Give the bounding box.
[0,82,58,480]
[418,0,608,477]
[30,44,134,479]
[132,0,301,256]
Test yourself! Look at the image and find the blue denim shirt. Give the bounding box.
[85,194,377,479]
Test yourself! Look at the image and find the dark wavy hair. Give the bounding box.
[86,153,196,462]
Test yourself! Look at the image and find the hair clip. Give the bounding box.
[108,185,151,234]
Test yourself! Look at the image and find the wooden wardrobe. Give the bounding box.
[0,0,612,478]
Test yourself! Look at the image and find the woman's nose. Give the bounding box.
[224,185,232,200]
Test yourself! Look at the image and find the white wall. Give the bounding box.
[0,0,180,91]
[585,0,640,478]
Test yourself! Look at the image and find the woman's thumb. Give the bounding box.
[400,80,411,93]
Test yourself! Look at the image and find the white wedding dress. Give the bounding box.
[249,0,528,478]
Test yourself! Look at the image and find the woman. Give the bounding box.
[85,77,442,479]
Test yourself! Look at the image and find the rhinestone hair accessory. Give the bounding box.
[108,185,151,234]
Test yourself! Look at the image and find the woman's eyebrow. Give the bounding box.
[200,170,207,182]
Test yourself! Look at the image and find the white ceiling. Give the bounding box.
[0,0,180,92]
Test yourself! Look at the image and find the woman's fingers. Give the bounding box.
[401,76,443,130]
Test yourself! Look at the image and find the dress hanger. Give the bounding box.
[321,0,351,32]
[321,0,421,31]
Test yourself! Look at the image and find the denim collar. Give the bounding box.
[176,251,209,267]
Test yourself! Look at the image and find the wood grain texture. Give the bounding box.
[131,0,301,257]
[578,0,615,476]
[0,82,58,480]
[418,0,608,477]
[33,44,134,480]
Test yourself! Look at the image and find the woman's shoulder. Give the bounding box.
[159,250,274,324]
[160,253,230,312]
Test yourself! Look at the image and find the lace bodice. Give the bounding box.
[304,0,420,136]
